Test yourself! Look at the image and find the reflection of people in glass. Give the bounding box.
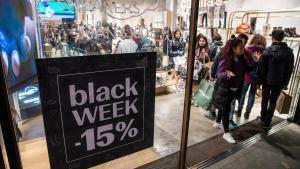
[11,108,23,141]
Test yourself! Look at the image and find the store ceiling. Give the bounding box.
[76,0,101,11]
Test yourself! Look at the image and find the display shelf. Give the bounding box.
[265,36,300,41]
[197,27,233,30]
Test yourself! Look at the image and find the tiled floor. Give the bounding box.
[208,123,300,169]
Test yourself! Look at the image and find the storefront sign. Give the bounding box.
[36,53,156,169]
[17,84,40,110]
[104,0,166,20]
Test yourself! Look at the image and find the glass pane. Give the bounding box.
[0,125,10,169]
[187,0,300,167]
[0,0,50,168]
[2,0,189,168]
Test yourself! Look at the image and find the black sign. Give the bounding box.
[36,53,156,169]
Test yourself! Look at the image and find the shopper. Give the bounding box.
[210,34,248,124]
[209,33,224,61]
[229,33,248,128]
[77,30,90,50]
[212,36,249,143]
[163,27,172,55]
[116,25,138,53]
[209,34,227,120]
[195,34,210,81]
[237,34,266,119]
[48,27,56,47]
[195,34,210,63]
[258,30,294,129]
[168,30,186,90]
[192,34,210,93]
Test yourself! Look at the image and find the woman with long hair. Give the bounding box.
[212,35,249,144]
[168,29,186,90]
[237,34,266,119]
[195,34,210,63]
[193,34,210,93]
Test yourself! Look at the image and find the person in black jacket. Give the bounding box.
[209,33,224,61]
[212,36,250,143]
[258,30,294,129]
[210,34,248,128]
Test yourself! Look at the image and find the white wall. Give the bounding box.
[227,0,300,33]
[224,0,300,55]
[241,0,300,10]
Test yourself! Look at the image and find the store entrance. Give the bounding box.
[1,0,300,169]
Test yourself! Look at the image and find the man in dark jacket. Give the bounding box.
[258,30,294,129]
[209,33,224,61]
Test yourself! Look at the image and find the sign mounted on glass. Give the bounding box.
[36,53,156,169]
[104,0,166,20]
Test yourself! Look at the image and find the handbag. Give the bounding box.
[192,80,214,110]
[173,56,186,71]
[193,60,203,80]
[162,55,169,68]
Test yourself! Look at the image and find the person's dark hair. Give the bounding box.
[237,33,249,44]
[222,35,244,69]
[248,34,267,48]
[124,25,131,37]
[173,30,181,39]
[212,33,222,42]
[272,29,285,42]
[168,28,173,39]
[196,33,208,51]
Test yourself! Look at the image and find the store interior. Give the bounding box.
[1,0,300,169]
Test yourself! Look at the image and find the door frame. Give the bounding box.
[2,0,298,168]
[0,52,23,169]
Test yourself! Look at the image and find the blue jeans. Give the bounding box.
[238,81,257,113]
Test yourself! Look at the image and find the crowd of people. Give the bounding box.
[41,22,294,144]
[40,22,157,56]
[165,28,294,144]
[209,30,293,144]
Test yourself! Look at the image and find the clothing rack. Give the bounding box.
[227,8,300,41]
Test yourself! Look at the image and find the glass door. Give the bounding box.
[0,0,196,168]
[0,125,9,169]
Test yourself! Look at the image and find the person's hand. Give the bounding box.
[253,51,261,62]
[204,52,209,58]
[226,70,235,78]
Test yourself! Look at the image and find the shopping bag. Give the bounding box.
[276,91,292,114]
[193,60,203,81]
[192,80,214,110]
[173,56,186,67]
[173,56,186,72]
